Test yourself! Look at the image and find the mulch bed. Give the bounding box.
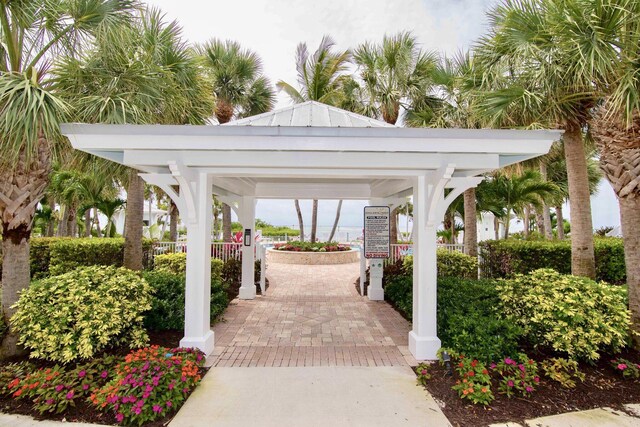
[0,329,200,426]
[422,348,640,427]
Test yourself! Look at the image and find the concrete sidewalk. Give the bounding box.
[169,366,452,427]
[490,404,640,427]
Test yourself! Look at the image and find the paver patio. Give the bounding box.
[209,260,417,367]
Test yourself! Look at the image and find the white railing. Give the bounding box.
[152,241,243,262]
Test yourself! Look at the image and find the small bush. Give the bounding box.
[415,362,431,386]
[451,355,494,405]
[402,249,478,279]
[143,271,229,331]
[611,358,640,379]
[493,355,539,398]
[12,266,151,362]
[497,269,631,361]
[48,238,153,276]
[541,358,585,388]
[154,253,224,282]
[478,238,626,284]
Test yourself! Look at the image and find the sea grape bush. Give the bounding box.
[12,266,151,363]
[92,346,204,425]
[493,355,539,398]
[541,358,585,389]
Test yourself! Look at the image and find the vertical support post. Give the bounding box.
[260,243,267,294]
[409,175,441,360]
[359,245,366,296]
[239,196,256,300]
[180,172,215,355]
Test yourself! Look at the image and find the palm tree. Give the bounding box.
[55,7,214,269]
[354,32,439,243]
[277,35,351,242]
[472,0,626,278]
[478,170,559,239]
[0,0,137,356]
[198,39,275,241]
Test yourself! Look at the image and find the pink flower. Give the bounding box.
[534,376,540,383]
[82,384,90,391]
[166,401,173,408]
[525,386,534,392]
[46,399,54,405]
[100,370,108,378]
[490,363,497,370]
[55,385,65,392]
[65,390,74,400]
[504,358,515,365]
[115,413,124,423]
[168,382,175,390]
[153,405,162,413]
[618,363,628,370]
[78,370,86,378]
[519,364,526,372]
[507,380,514,387]
[421,370,427,375]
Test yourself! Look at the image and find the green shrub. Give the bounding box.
[48,238,153,276]
[541,358,585,388]
[0,237,68,280]
[13,266,151,362]
[143,270,229,331]
[479,238,626,284]
[383,269,520,363]
[154,253,224,282]
[496,269,630,360]
[403,249,478,279]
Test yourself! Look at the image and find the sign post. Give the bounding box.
[364,206,390,301]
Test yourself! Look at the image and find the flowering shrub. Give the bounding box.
[274,241,350,252]
[611,358,640,379]
[92,346,205,425]
[493,355,539,398]
[496,269,630,361]
[451,354,494,405]
[541,358,585,389]
[4,357,117,414]
[415,362,431,386]
[12,266,151,362]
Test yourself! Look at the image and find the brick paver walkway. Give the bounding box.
[210,261,416,367]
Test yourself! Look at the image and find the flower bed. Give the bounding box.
[0,345,205,426]
[273,241,350,252]
[268,245,359,265]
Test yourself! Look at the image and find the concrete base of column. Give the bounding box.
[180,330,215,355]
[408,331,441,361]
[239,286,256,300]
[368,287,384,301]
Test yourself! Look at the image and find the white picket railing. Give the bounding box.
[152,241,243,262]
[384,243,465,266]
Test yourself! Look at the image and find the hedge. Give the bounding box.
[154,252,224,282]
[401,249,478,279]
[478,238,626,284]
[0,238,153,280]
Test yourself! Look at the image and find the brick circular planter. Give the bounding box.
[266,248,360,265]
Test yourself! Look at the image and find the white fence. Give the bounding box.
[152,241,243,262]
[384,243,465,266]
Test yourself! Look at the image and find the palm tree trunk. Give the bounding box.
[390,207,399,244]
[57,206,68,237]
[619,196,640,347]
[563,122,596,278]
[222,204,232,242]
[503,209,511,239]
[494,215,500,240]
[310,199,318,243]
[555,206,565,239]
[328,200,343,242]
[463,188,478,258]
[124,169,144,270]
[84,209,91,237]
[169,200,178,242]
[46,200,56,237]
[0,135,51,356]
[67,204,77,237]
[539,162,553,240]
[294,200,304,242]
[535,209,545,236]
[93,207,101,237]
[147,197,152,229]
[523,205,531,238]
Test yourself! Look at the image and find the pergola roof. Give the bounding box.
[60,103,562,201]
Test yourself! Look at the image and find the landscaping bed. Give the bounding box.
[422,349,640,427]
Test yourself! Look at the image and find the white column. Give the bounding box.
[238,196,256,300]
[409,175,441,360]
[180,172,215,355]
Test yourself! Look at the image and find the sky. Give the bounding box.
[144,0,621,232]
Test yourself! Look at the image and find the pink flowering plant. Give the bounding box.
[493,354,539,398]
[4,356,117,414]
[451,354,494,405]
[91,346,205,425]
[611,358,640,380]
[414,362,431,386]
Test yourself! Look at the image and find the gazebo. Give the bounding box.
[61,101,561,360]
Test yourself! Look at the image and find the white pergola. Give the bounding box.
[61,101,561,360]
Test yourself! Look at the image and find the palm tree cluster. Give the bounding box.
[1,0,639,353]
